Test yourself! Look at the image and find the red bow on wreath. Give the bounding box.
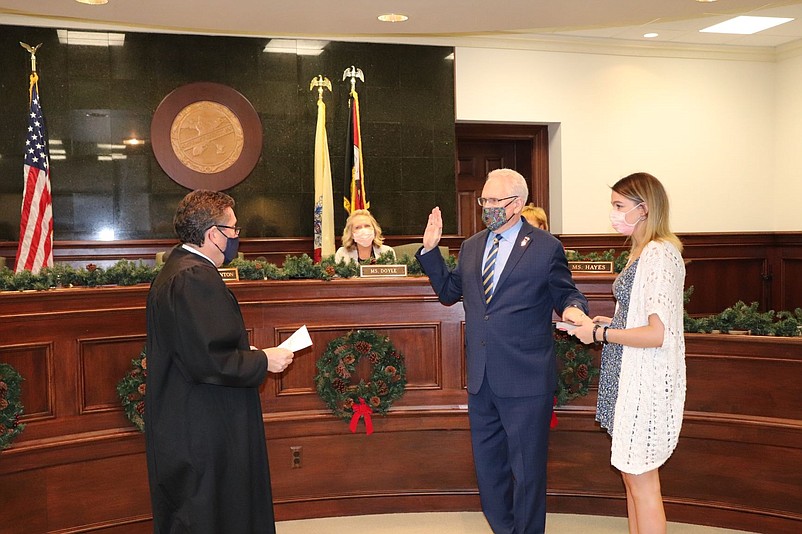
[349,397,374,435]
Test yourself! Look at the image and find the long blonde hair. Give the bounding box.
[341,209,384,250]
[612,172,683,253]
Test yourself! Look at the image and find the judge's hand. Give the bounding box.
[263,347,294,373]
[422,207,443,252]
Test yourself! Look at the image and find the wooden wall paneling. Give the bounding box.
[684,334,802,418]
[2,277,802,533]
[268,430,477,502]
[570,274,616,319]
[0,470,49,534]
[773,233,802,312]
[0,343,54,421]
[684,257,768,315]
[779,257,802,312]
[680,234,773,314]
[46,453,151,532]
[78,336,148,414]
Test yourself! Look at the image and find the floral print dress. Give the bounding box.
[596,259,639,435]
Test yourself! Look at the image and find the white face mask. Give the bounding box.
[353,228,375,247]
[609,203,643,236]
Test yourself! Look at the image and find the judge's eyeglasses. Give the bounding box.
[214,224,241,236]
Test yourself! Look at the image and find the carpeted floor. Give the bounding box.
[276,511,756,533]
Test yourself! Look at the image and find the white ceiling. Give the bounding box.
[2,0,802,51]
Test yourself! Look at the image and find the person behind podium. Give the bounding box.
[569,172,686,534]
[145,189,294,534]
[416,168,589,534]
[334,209,395,264]
[520,203,549,231]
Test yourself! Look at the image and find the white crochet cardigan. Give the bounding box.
[611,240,687,475]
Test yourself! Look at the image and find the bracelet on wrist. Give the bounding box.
[602,326,610,344]
[592,324,601,344]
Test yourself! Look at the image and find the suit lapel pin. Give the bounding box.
[520,236,530,247]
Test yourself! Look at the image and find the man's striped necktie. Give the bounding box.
[482,235,500,304]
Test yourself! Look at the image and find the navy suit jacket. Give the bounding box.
[417,220,588,397]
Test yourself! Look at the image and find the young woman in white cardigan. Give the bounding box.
[571,172,686,534]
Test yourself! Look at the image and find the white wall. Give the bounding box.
[775,52,802,232]
[454,47,781,234]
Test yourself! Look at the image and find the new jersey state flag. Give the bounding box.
[313,96,335,262]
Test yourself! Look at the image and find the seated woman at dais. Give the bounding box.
[335,209,395,264]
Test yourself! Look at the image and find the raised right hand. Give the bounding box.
[422,207,443,251]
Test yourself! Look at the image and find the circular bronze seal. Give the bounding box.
[151,82,262,191]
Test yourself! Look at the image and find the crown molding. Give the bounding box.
[0,13,783,63]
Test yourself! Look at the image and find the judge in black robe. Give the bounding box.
[145,190,294,534]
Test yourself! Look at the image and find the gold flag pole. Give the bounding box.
[20,42,42,73]
[309,75,332,101]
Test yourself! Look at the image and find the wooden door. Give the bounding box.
[455,123,549,237]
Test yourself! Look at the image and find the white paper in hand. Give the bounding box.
[278,325,313,352]
[555,321,577,332]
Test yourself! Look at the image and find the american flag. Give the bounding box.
[15,73,54,274]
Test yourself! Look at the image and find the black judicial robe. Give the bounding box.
[145,246,274,534]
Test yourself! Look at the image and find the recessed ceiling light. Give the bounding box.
[58,29,125,46]
[700,15,793,35]
[378,13,408,23]
[695,0,717,3]
[643,33,659,38]
[263,39,328,56]
[75,0,109,4]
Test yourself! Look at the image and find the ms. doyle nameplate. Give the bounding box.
[569,261,614,274]
[359,264,408,277]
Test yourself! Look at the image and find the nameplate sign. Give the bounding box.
[569,261,613,274]
[218,267,240,282]
[359,264,408,277]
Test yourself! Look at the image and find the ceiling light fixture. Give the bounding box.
[75,0,109,5]
[263,39,328,56]
[700,15,793,35]
[643,33,659,38]
[57,29,125,46]
[378,13,408,23]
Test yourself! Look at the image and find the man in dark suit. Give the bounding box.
[145,190,294,533]
[417,169,589,534]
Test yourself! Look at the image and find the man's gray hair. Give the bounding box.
[487,168,529,203]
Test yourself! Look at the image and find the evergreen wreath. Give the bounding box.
[0,362,26,450]
[117,346,147,433]
[315,330,407,424]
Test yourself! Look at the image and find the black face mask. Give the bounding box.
[211,228,239,265]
